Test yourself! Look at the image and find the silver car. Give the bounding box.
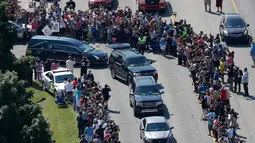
[140,116,174,143]
[42,68,75,97]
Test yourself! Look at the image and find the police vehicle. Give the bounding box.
[41,68,75,97]
[129,76,164,117]
[108,43,158,85]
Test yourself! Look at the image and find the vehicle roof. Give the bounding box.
[225,13,242,19]
[47,68,73,76]
[30,36,85,47]
[134,76,156,86]
[108,43,131,49]
[53,72,73,76]
[144,116,167,124]
[114,49,144,59]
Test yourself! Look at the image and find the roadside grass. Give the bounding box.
[26,81,79,143]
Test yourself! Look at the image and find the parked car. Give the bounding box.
[129,76,164,117]
[8,21,31,39]
[137,0,166,13]
[140,116,174,143]
[41,68,75,97]
[27,36,108,66]
[108,43,158,85]
[88,0,114,9]
[219,13,250,42]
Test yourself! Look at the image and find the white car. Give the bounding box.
[140,116,174,143]
[41,68,75,97]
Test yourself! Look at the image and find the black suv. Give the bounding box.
[27,36,108,66]
[129,76,164,117]
[108,43,158,84]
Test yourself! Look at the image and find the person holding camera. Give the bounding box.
[102,84,111,110]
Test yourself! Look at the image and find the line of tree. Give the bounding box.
[0,2,52,143]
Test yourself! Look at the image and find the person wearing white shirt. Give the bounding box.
[227,127,234,142]
[66,56,75,73]
[242,68,249,96]
[64,78,73,102]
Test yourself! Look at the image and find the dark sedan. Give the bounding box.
[219,13,250,42]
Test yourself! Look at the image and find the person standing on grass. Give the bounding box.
[65,78,73,102]
[77,111,85,138]
[242,68,249,97]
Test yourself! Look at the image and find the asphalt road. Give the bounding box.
[14,0,255,143]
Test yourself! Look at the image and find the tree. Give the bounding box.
[0,71,52,143]
[14,56,37,86]
[0,1,17,72]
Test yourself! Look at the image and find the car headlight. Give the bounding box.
[93,55,100,60]
[223,30,228,36]
[156,101,163,106]
[153,71,158,75]
[89,1,94,4]
[244,30,248,35]
[159,0,165,3]
[144,135,153,142]
[133,73,140,76]
[136,101,142,106]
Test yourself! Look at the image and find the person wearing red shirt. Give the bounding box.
[72,77,78,88]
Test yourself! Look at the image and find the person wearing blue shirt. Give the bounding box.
[85,123,93,143]
[206,110,216,136]
[213,70,219,81]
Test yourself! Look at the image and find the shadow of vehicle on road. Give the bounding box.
[136,104,173,120]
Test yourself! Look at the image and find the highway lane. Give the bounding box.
[170,0,255,142]
[16,0,255,143]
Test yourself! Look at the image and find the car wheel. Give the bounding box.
[54,90,57,98]
[111,68,116,79]
[42,82,46,91]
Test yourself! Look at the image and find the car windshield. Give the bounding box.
[135,86,160,95]
[80,43,94,52]
[225,18,244,28]
[126,57,150,67]
[146,122,170,132]
[55,74,75,83]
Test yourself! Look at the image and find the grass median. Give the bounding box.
[27,81,79,143]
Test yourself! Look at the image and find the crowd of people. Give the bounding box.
[172,20,248,142]
[20,0,251,142]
